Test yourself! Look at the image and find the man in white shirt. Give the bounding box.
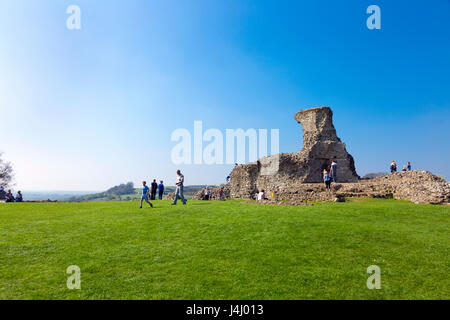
[257,190,266,201]
[172,170,187,205]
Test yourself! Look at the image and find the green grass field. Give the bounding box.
[0,199,448,300]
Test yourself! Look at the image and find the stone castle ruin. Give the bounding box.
[211,106,450,205]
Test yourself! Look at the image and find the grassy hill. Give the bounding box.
[0,198,448,299]
[65,183,206,202]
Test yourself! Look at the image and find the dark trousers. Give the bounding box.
[158,191,163,200]
[325,180,331,190]
[150,191,156,200]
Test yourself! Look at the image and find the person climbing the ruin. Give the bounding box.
[324,170,332,191]
[15,191,23,202]
[330,160,338,182]
[158,181,165,200]
[172,170,187,205]
[390,161,397,173]
[140,181,153,209]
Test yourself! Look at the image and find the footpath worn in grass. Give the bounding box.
[0,199,448,300]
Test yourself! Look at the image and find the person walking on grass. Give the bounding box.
[158,180,165,200]
[324,169,332,191]
[172,170,187,205]
[140,181,153,209]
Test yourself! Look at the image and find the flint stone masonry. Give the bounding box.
[226,106,359,199]
[226,107,450,205]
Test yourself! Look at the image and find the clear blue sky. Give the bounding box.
[0,0,449,191]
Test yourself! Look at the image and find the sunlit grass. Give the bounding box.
[0,199,448,300]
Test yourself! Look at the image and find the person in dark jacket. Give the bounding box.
[390,161,397,173]
[158,181,165,200]
[5,190,15,203]
[150,179,158,200]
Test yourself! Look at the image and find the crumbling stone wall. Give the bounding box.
[227,106,359,199]
[225,107,449,205]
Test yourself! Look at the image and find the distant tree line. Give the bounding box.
[0,153,14,188]
[67,182,136,202]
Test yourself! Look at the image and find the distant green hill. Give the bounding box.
[65,183,208,202]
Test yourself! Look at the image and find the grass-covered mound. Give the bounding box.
[0,199,448,299]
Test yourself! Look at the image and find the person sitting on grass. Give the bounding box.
[15,191,23,202]
[324,170,332,191]
[257,189,266,201]
[140,181,153,209]
[5,190,15,203]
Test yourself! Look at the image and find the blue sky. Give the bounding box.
[0,0,449,191]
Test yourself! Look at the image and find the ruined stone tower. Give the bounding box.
[226,106,359,199]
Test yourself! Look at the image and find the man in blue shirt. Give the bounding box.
[140,181,153,209]
[158,180,165,200]
[16,191,23,202]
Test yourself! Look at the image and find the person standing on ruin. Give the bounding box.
[172,170,187,205]
[390,161,397,173]
[407,161,412,171]
[324,170,332,191]
[330,160,338,182]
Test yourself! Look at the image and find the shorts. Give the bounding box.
[141,195,149,201]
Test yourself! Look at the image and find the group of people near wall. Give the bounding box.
[202,186,226,201]
[390,161,412,173]
[140,170,187,208]
[322,160,413,190]
[0,186,23,203]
